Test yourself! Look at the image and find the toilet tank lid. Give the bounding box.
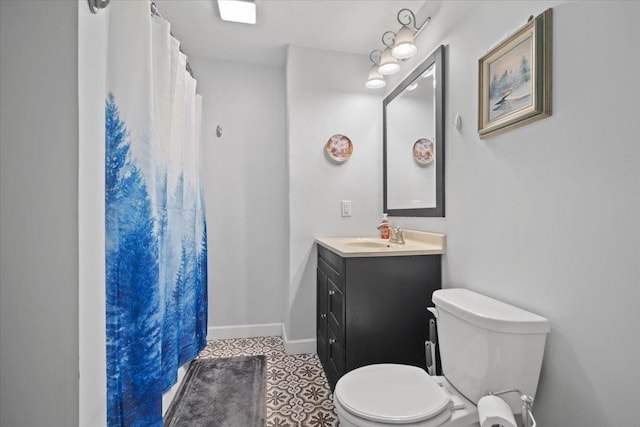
[432,289,551,334]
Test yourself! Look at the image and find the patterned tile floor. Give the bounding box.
[197,336,339,426]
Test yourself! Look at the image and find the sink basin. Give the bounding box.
[316,231,446,258]
[344,240,393,249]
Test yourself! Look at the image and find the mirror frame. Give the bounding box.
[383,45,445,217]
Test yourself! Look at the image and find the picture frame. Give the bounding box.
[478,8,552,139]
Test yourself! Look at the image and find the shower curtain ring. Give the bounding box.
[88,0,110,14]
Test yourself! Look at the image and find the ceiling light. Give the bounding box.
[218,0,256,25]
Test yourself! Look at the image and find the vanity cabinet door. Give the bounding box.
[316,267,328,366]
[317,246,344,291]
[326,325,346,389]
[345,255,441,370]
[317,247,347,390]
[327,278,345,344]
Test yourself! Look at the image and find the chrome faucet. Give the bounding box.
[389,227,405,244]
[377,222,405,245]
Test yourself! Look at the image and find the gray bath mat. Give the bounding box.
[164,355,266,426]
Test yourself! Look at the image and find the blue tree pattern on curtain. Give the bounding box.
[106,93,208,426]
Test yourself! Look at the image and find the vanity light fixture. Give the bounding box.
[391,10,430,59]
[378,31,400,75]
[217,0,256,25]
[366,50,386,89]
[378,47,400,75]
[392,25,418,59]
[366,8,431,88]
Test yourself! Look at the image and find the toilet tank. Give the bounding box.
[432,289,550,414]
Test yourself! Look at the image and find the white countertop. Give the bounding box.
[316,230,446,258]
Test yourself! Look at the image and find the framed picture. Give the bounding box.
[478,8,552,139]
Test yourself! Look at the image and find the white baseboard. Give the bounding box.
[281,324,317,355]
[162,361,190,416]
[207,322,283,341]
[206,322,317,355]
[283,337,317,355]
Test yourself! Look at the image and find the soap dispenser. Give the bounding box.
[379,213,390,239]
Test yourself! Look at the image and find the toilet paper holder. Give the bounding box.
[488,389,537,427]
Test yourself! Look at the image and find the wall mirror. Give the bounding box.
[384,45,445,217]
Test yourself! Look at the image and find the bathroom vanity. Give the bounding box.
[315,231,445,389]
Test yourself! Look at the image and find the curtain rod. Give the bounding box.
[88,0,196,80]
[151,3,196,79]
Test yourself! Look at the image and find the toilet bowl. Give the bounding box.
[332,289,550,427]
[333,364,478,427]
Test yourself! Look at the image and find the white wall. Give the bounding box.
[386,1,640,425]
[285,46,385,340]
[0,1,79,426]
[191,58,288,329]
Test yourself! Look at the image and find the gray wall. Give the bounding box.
[0,1,79,426]
[191,58,288,328]
[388,1,640,425]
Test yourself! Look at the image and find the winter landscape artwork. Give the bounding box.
[478,8,553,139]
[488,37,532,122]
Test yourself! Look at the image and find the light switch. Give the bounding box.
[341,200,352,217]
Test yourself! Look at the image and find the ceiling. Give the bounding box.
[153,0,430,66]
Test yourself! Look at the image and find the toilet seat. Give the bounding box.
[334,364,451,424]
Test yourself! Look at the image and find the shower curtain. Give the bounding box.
[104,1,207,426]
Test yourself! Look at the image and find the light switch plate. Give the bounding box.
[341,200,352,217]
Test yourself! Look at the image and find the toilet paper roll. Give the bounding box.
[477,395,517,427]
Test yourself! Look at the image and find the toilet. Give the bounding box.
[333,288,551,426]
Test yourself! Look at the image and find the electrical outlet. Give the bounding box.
[341,200,352,217]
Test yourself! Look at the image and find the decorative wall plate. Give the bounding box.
[325,134,353,163]
[413,138,434,165]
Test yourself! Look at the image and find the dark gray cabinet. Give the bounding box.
[316,244,441,390]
